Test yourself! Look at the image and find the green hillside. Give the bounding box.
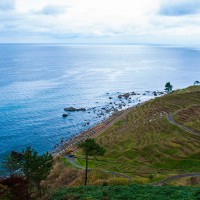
[76,86,200,181]
[51,184,200,200]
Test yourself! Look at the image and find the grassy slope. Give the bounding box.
[173,105,200,133]
[76,86,200,181]
[51,185,200,200]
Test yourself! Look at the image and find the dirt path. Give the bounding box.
[167,113,200,136]
[66,155,200,185]
[66,155,85,169]
[152,173,200,185]
[65,155,132,179]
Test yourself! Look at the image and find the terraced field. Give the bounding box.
[76,86,200,181]
[173,105,200,133]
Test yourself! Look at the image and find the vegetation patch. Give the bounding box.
[51,185,200,200]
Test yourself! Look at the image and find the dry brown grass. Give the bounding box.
[168,176,200,186]
[40,156,120,199]
[174,105,200,133]
[40,156,84,199]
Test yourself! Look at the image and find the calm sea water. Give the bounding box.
[0,44,199,160]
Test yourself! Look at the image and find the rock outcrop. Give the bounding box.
[64,107,86,111]
[118,93,130,99]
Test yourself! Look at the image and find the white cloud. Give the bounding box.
[0,0,200,44]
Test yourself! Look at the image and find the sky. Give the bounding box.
[0,0,200,44]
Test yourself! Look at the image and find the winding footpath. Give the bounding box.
[65,155,200,185]
[152,113,200,184]
[65,155,131,179]
[167,113,200,136]
[152,173,200,185]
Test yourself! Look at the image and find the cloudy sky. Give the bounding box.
[0,0,200,44]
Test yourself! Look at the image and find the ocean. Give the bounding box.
[0,44,199,160]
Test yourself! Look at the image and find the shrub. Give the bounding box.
[107,178,131,186]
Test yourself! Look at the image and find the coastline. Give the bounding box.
[53,90,165,157]
[53,102,144,157]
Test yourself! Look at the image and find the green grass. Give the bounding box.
[75,157,110,168]
[75,86,200,180]
[51,184,200,200]
[59,156,73,167]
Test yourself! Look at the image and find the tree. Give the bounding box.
[78,138,105,186]
[31,152,53,193]
[21,146,38,185]
[1,154,21,177]
[1,147,53,196]
[21,147,53,194]
[194,80,200,85]
[165,82,173,93]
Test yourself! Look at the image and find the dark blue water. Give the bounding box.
[0,44,199,160]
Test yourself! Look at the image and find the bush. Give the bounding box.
[107,178,131,186]
[51,185,200,200]
[133,176,149,184]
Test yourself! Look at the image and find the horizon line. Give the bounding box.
[0,42,199,47]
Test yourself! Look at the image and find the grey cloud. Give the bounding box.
[159,0,200,16]
[0,0,15,11]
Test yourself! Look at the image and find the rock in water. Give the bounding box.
[62,114,69,117]
[118,93,130,99]
[153,91,157,96]
[64,107,86,111]
[123,93,130,98]
[131,91,136,95]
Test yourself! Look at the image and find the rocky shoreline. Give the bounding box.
[53,90,165,156]
[53,107,133,156]
[62,91,164,121]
